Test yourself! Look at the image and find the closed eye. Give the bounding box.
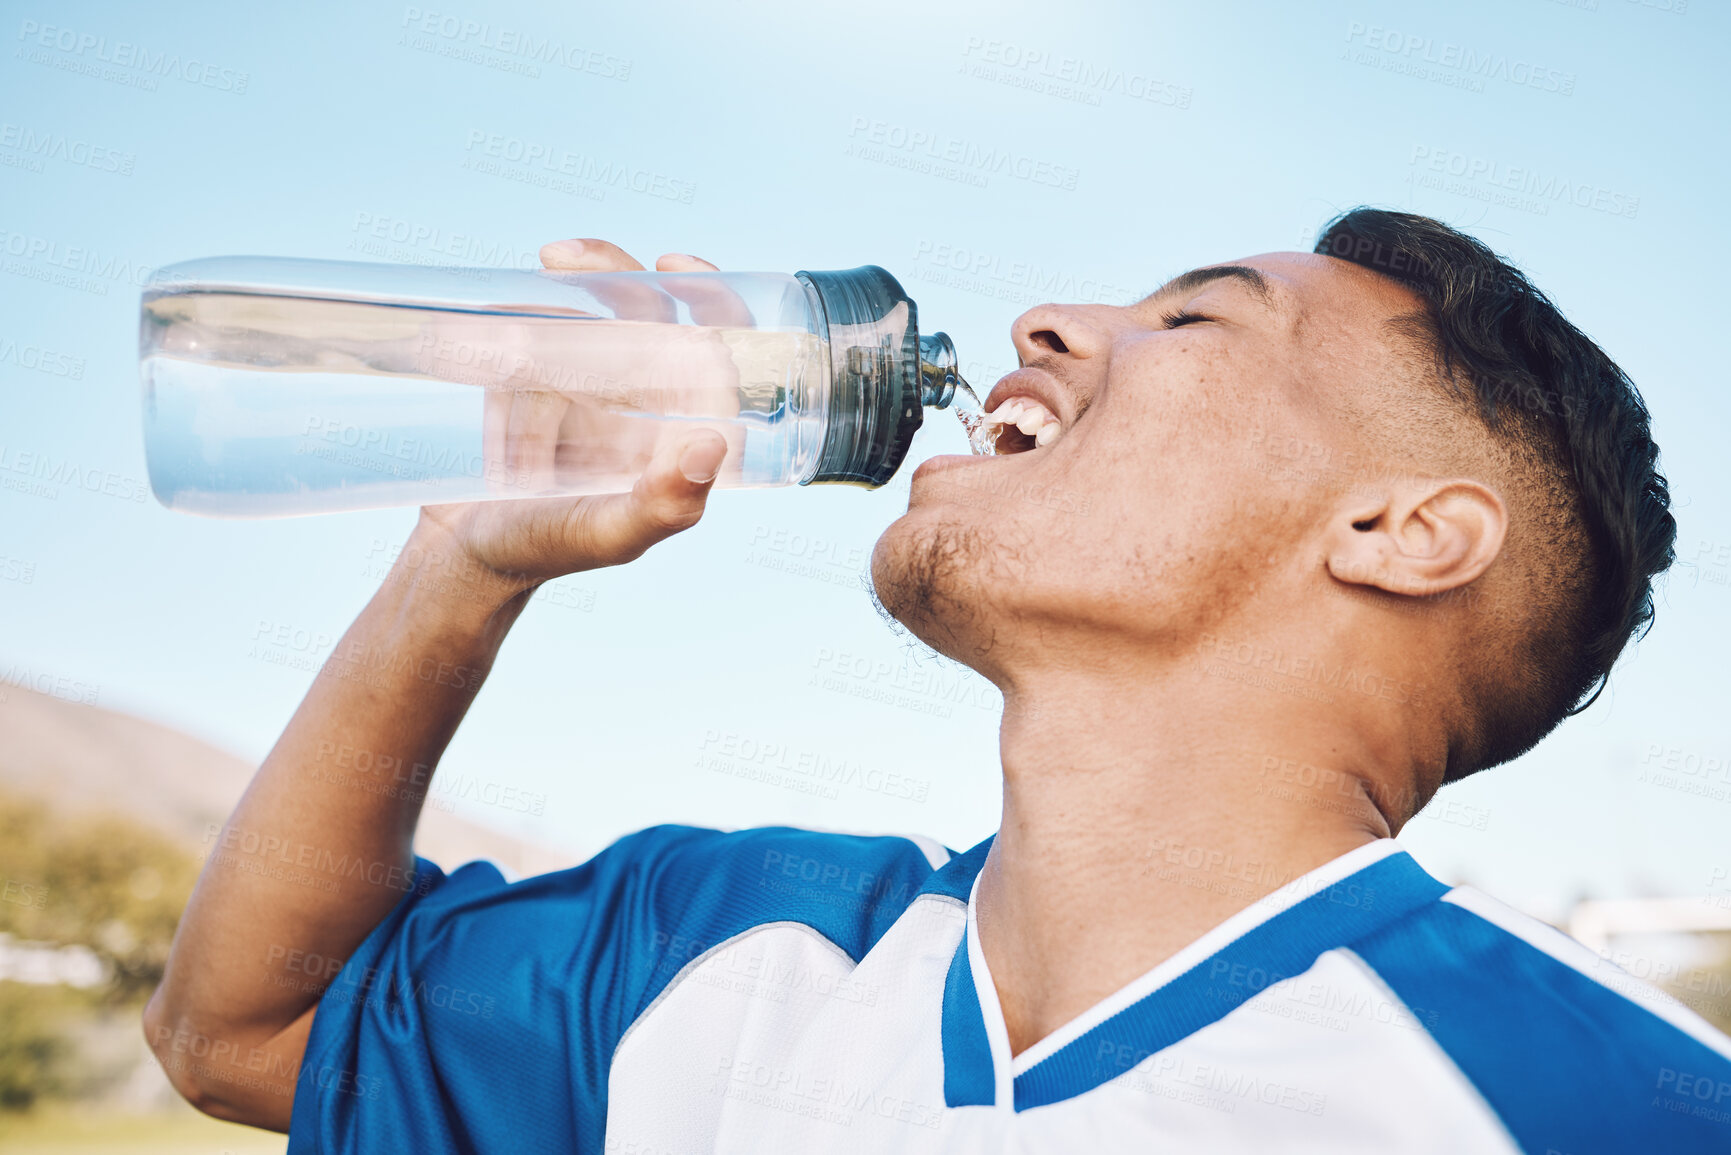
[1161,309,1213,329]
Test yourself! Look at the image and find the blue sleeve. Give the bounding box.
[1354,901,1731,1155]
[285,823,939,1154]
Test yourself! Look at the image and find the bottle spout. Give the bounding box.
[918,332,966,409]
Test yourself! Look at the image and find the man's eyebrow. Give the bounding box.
[1138,265,1276,310]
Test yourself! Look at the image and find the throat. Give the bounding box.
[978,664,1406,1059]
[973,779,1388,1060]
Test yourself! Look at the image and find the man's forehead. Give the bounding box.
[1211,253,1436,416]
[1207,251,1426,318]
[1139,253,1435,419]
[1143,253,1318,317]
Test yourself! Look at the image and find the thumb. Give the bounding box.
[675,431,729,486]
[562,430,728,564]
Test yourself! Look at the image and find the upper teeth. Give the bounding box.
[985,398,1062,450]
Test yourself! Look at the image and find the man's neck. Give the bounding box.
[973,667,1402,1058]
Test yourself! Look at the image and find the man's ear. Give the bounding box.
[1325,480,1507,597]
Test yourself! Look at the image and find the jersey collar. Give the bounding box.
[937,838,1450,1111]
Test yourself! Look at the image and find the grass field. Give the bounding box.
[0,1106,287,1154]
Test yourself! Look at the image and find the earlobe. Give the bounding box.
[1325,481,1507,598]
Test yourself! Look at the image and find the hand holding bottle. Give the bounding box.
[416,239,733,592]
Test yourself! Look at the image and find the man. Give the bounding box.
[146,209,1731,1152]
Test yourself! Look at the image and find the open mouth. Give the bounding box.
[983,397,1063,454]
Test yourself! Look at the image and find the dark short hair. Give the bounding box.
[1314,208,1675,773]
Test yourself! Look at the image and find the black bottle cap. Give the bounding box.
[796,265,928,488]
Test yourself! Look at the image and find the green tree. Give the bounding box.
[0,984,73,1111]
[0,790,199,1006]
[0,789,203,1112]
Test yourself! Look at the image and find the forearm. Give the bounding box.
[145,515,536,1119]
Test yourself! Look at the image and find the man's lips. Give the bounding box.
[907,364,1075,488]
[909,453,988,486]
[982,367,1069,425]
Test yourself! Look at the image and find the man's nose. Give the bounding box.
[1010,304,1111,367]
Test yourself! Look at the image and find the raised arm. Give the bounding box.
[143,242,731,1132]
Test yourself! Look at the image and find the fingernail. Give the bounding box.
[678,436,726,484]
[541,239,587,262]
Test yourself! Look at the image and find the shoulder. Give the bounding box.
[621,823,953,962]
[411,823,953,976]
[1349,884,1731,1154]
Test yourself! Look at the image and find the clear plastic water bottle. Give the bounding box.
[138,257,981,517]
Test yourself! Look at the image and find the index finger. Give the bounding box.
[540,238,678,323]
[540,238,646,272]
[652,252,755,328]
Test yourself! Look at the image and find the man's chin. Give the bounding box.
[867,514,995,664]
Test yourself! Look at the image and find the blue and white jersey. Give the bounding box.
[287,826,1731,1153]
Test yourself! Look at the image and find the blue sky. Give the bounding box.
[2,0,1726,922]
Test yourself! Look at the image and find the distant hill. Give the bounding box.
[0,683,572,878]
